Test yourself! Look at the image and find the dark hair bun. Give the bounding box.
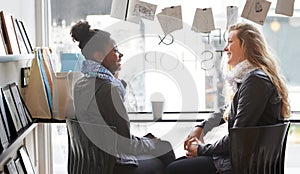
[70,21,96,49]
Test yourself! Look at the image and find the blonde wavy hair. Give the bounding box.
[225,23,290,118]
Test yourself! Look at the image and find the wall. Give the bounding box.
[0,59,32,87]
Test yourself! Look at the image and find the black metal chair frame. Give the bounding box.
[66,119,117,174]
[229,122,290,174]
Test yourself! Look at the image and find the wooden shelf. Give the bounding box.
[0,123,37,165]
[0,54,35,63]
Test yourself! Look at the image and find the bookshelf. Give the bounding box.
[0,123,37,166]
[0,54,37,172]
[1,1,37,172]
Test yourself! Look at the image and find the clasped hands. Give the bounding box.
[184,127,205,158]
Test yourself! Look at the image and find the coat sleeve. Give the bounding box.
[96,84,155,155]
[196,106,226,135]
[198,75,271,156]
[197,135,229,156]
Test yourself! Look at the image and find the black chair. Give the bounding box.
[229,122,290,174]
[66,119,117,174]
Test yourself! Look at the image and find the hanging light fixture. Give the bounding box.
[270,18,281,32]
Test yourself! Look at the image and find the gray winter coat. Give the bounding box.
[74,77,155,166]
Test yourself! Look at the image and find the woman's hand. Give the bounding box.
[185,137,201,158]
[184,126,204,150]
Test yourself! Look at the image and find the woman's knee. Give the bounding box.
[166,159,186,174]
[154,140,176,166]
[166,156,217,174]
[135,156,165,174]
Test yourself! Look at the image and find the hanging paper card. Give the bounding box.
[227,6,238,28]
[110,0,140,23]
[132,0,157,21]
[110,0,128,19]
[275,0,295,17]
[241,0,271,26]
[192,8,215,33]
[157,6,183,35]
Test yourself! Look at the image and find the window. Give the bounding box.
[50,0,238,112]
[49,0,300,173]
[263,16,300,112]
[50,0,300,113]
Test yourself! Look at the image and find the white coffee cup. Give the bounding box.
[150,92,165,121]
[151,101,164,121]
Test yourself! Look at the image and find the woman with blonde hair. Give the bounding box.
[166,23,290,174]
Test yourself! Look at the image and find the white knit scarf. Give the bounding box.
[225,60,258,93]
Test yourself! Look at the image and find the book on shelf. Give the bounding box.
[0,88,17,142]
[4,158,18,174]
[18,21,33,53]
[0,11,20,54]
[0,20,7,55]
[9,83,32,127]
[18,146,35,174]
[36,48,53,115]
[12,18,28,54]
[2,85,23,132]
[14,157,25,174]
[0,99,9,152]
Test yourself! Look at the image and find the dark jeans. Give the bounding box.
[166,156,232,174]
[113,140,176,174]
[166,156,217,174]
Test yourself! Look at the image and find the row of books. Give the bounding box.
[1,146,35,174]
[0,10,33,56]
[0,82,33,153]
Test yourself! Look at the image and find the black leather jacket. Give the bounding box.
[197,69,283,173]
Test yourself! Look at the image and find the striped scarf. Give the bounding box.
[81,59,126,96]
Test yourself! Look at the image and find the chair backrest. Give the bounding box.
[229,122,290,174]
[66,119,117,174]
